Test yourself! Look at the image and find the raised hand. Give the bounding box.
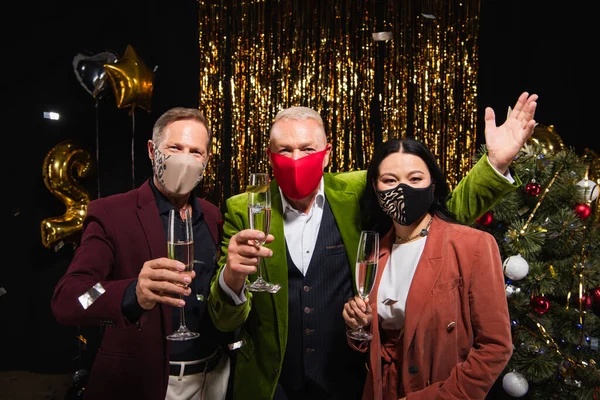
[135,258,194,309]
[484,91,538,175]
[223,229,274,294]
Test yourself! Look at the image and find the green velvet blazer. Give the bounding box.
[208,154,520,400]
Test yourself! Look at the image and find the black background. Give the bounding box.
[2,0,596,385]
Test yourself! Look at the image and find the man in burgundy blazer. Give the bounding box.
[51,107,229,400]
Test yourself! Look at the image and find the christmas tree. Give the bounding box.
[474,128,600,399]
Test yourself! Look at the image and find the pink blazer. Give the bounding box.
[355,216,512,400]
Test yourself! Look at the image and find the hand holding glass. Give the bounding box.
[246,173,280,293]
[166,208,199,341]
[347,230,379,341]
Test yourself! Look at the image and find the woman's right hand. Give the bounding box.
[343,294,372,329]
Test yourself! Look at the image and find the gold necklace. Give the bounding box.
[395,216,433,242]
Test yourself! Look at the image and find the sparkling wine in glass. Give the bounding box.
[246,173,280,293]
[347,230,379,341]
[166,208,199,341]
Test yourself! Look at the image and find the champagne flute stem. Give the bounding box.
[179,294,187,329]
[256,256,264,282]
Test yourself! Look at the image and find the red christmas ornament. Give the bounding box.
[573,203,592,220]
[530,295,550,315]
[524,182,541,196]
[591,287,600,305]
[580,293,593,309]
[476,211,493,226]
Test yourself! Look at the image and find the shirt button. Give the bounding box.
[303,286,311,292]
[304,307,312,314]
[408,365,419,374]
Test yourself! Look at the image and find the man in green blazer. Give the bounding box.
[209,92,538,400]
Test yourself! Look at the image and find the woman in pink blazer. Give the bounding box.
[343,138,512,399]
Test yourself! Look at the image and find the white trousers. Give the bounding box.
[166,353,230,400]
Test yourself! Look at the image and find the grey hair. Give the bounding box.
[152,107,212,148]
[270,106,325,135]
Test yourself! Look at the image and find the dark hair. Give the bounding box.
[361,137,457,236]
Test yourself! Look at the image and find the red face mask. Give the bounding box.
[269,148,329,200]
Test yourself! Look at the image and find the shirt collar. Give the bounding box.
[279,177,325,214]
[149,178,203,222]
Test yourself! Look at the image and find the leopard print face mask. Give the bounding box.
[375,183,434,226]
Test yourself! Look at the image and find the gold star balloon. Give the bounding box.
[104,45,154,112]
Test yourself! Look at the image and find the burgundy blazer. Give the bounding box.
[51,180,222,400]
[353,216,512,400]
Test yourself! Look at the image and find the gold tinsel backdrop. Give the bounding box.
[197,0,480,206]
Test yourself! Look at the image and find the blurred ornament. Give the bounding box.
[65,369,88,400]
[573,203,592,220]
[558,360,575,377]
[72,50,118,99]
[502,371,529,397]
[580,293,593,309]
[505,284,520,297]
[476,211,493,226]
[503,254,529,280]
[524,181,541,196]
[41,141,92,250]
[104,45,154,112]
[591,287,600,305]
[527,124,564,156]
[582,149,599,182]
[530,295,550,315]
[576,178,599,202]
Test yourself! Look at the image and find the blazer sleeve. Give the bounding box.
[51,200,136,329]
[408,232,512,400]
[208,194,253,332]
[447,154,522,225]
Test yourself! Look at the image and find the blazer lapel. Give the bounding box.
[136,181,167,260]
[135,181,171,331]
[324,174,362,292]
[402,217,445,358]
[262,180,289,352]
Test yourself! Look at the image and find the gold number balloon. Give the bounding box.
[104,45,154,112]
[41,141,92,249]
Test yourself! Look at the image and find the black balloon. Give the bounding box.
[72,51,118,99]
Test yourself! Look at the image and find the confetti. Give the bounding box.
[228,339,246,351]
[78,283,106,309]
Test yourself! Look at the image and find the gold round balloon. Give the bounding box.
[527,124,564,156]
[41,141,92,249]
[104,45,154,112]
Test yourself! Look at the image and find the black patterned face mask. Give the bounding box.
[375,183,434,226]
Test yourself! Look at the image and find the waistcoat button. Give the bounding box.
[408,365,418,374]
[303,286,311,292]
[304,306,312,314]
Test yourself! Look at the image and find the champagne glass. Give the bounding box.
[166,208,199,341]
[346,230,379,341]
[246,173,280,293]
